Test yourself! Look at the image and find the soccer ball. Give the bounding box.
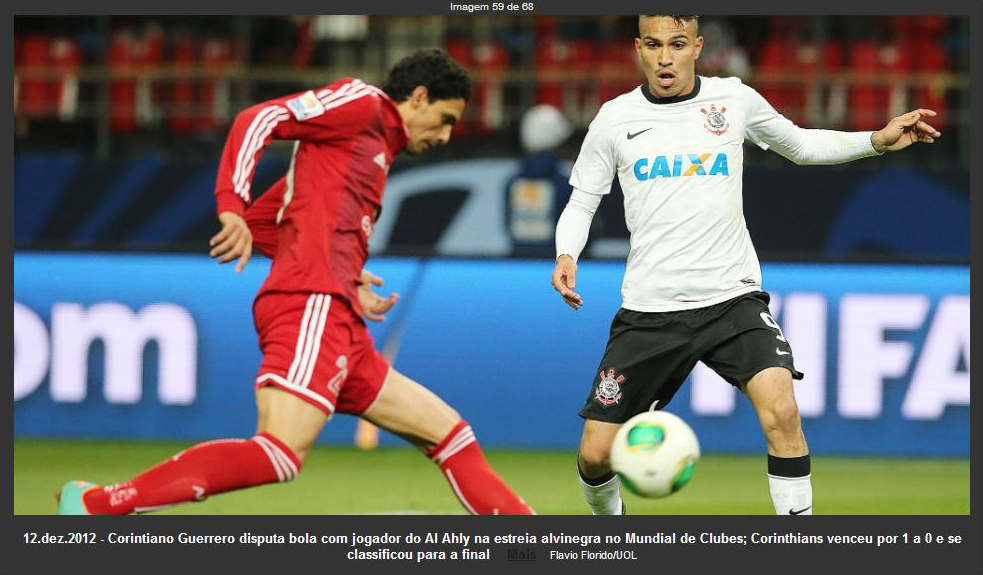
[610,411,700,498]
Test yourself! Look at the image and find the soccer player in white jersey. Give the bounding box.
[551,15,941,515]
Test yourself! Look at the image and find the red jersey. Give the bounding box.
[215,78,408,310]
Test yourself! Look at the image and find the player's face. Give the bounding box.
[403,96,466,154]
[635,17,703,99]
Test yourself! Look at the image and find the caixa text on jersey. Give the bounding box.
[633,152,730,180]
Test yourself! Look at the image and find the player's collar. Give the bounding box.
[640,76,701,105]
[375,86,410,153]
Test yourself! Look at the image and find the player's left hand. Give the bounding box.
[358,269,399,322]
[871,109,941,153]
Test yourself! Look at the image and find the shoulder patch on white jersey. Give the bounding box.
[285,90,326,121]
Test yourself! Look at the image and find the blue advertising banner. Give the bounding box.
[14,254,969,456]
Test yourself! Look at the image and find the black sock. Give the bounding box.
[578,463,616,486]
[767,454,811,478]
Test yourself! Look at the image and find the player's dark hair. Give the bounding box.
[382,48,471,103]
[638,15,700,36]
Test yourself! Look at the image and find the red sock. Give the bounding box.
[82,433,301,515]
[427,421,534,515]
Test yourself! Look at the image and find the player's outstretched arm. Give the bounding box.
[744,83,941,165]
[870,109,941,153]
[209,211,253,273]
[551,254,584,310]
[358,269,399,322]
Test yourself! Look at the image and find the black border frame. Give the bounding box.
[5,1,979,574]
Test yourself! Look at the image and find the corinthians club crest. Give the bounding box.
[595,368,626,406]
[701,104,729,136]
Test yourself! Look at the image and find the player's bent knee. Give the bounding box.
[262,433,315,466]
[579,442,612,472]
[579,419,620,475]
[426,408,462,438]
[254,388,329,463]
[414,416,463,453]
[364,369,466,450]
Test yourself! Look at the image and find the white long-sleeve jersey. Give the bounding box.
[558,75,880,312]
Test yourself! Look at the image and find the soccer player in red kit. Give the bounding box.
[58,49,534,515]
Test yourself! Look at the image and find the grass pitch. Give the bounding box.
[14,439,969,515]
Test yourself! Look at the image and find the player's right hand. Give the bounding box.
[551,254,584,310]
[210,211,253,273]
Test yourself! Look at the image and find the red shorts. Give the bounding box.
[253,292,390,416]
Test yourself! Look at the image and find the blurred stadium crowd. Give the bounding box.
[13,15,970,261]
[14,16,969,153]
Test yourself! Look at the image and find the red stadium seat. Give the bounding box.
[597,39,638,108]
[135,27,164,130]
[18,35,55,119]
[888,15,915,43]
[911,19,948,130]
[444,37,472,68]
[471,40,509,134]
[822,43,844,72]
[756,35,794,122]
[536,35,595,122]
[883,15,947,126]
[913,44,947,130]
[292,17,314,68]
[201,37,234,131]
[109,30,138,133]
[755,18,816,125]
[534,34,565,109]
[13,35,19,114]
[820,43,847,129]
[848,40,887,131]
[169,34,198,135]
[787,41,818,126]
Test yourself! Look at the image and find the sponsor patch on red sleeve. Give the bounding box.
[285,90,326,121]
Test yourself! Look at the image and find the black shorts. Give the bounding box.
[580,291,803,423]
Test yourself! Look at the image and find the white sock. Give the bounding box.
[767,454,812,515]
[768,474,813,515]
[579,470,623,515]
